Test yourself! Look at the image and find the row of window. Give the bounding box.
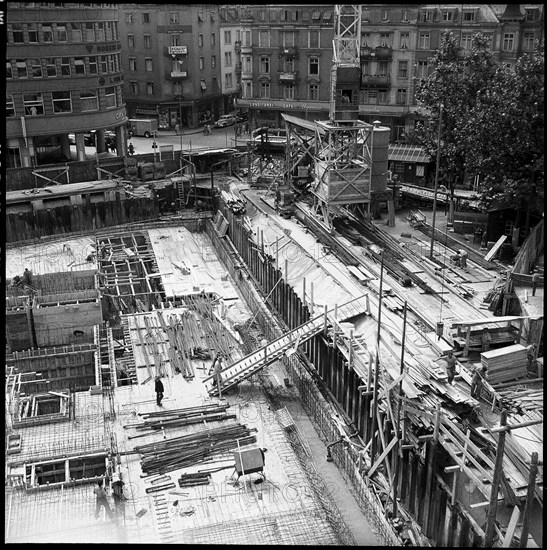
[361,60,429,79]
[6,54,122,79]
[6,86,122,117]
[124,10,214,25]
[7,21,119,44]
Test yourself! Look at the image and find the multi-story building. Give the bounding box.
[218,7,242,115]
[235,4,544,140]
[118,4,226,129]
[6,3,127,167]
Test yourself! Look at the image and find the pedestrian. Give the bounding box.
[481,328,492,352]
[22,268,33,287]
[531,272,540,296]
[209,353,224,388]
[470,366,487,399]
[445,350,457,386]
[155,376,164,406]
[175,123,180,135]
[94,481,114,520]
[128,142,135,156]
[526,343,537,370]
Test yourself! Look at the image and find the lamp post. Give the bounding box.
[429,103,443,260]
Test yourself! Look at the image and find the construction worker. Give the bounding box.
[111,473,127,518]
[22,268,33,287]
[94,480,114,520]
[445,350,457,386]
[481,328,492,352]
[209,353,224,388]
[470,365,487,399]
[155,376,165,406]
[458,249,468,269]
[526,343,537,370]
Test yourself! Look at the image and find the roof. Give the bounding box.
[388,144,431,164]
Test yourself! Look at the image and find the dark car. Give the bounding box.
[84,130,116,146]
[236,112,249,122]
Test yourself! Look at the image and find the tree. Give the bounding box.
[414,31,544,227]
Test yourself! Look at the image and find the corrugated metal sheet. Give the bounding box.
[388,144,431,163]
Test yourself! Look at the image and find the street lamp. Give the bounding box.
[429,103,443,260]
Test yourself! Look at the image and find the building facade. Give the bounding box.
[118,4,227,130]
[235,4,544,140]
[218,7,242,115]
[6,3,127,167]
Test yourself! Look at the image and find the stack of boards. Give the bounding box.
[480,344,528,385]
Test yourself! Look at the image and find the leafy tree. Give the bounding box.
[414,31,544,229]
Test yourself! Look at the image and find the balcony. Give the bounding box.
[360,46,393,60]
[279,46,298,57]
[235,63,242,74]
[234,41,241,53]
[278,71,297,82]
[361,74,391,87]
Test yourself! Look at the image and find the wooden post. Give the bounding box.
[423,402,441,531]
[276,237,279,269]
[323,304,328,335]
[349,328,353,369]
[464,326,471,357]
[302,277,306,308]
[285,259,288,285]
[519,452,539,548]
[392,301,407,518]
[484,409,508,547]
[370,351,380,460]
[310,281,314,315]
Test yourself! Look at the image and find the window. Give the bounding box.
[442,10,453,21]
[28,23,38,42]
[88,56,98,74]
[143,12,150,24]
[283,31,295,47]
[42,24,53,42]
[309,84,318,100]
[70,23,82,42]
[398,60,408,78]
[244,30,251,46]
[24,93,44,115]
[362,33,371,47]
[260,82,270,98]
[170,12,179,24]
[95,22,104,41]
[199,57,204,70]
[104,86,116,107]
[503,33,514,51]
[309,56,319,75]
[362,61,370,75]
[309,29,319,48]
[225,52,232,66]
[224,30,232,45]
[376,61,388,76]
[400,32,409,49]
[523,33,535,51]
[6,61,13,79]
[380,33,391,47]
[71,57,85,75]
[11,24,24,43]
[29,58,42,78]
[173,82,182,96]
[211,55,216,68]
[525,8,538,21]
[99,56,108,73]
[461,32,473,50]
[402,9,408,22]
[225,73,233,88]
[378,89,388,103]
[80,89,98,111]
[260,56,270,74]
[417,61,428,78]
[259,30,270,47]
[242,81,252,98]
[396,88,407,105]
[144,34,151,48]
[145,58,153,71]
[367,89,378,104]
[421,10,433,22]
[84,22,95,42]
[171,34,181,46]
[198,34,203,47]
[125,12,133,24]
[212,77,218,90]
[60,57,71,76]
[382,10,389,21]
[285,57,294,72]
[418,33,430,50]
[129,57,137,71]
[463,10,475,22]
[16,59,28,78]
[284,84,294,100]
[128,34,135,48]
[243,55,252,73]
[7,95,15,116]
[211,33,216,46]
[129,81,138,95]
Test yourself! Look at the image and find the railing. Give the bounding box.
[361,74,391,87]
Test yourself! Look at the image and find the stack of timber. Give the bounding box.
[125,404,235,437]
[220,190,246,214]
[481,344,528,385]
[135,423,257,475]
[178,473,211,487]
[496,383,543,414]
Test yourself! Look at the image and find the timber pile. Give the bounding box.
[481,344,528,384]
[496,387,543,414]
[221,190,246,214]
[178,473,211,487]
[135,423,257,475]
[125,404,235,437]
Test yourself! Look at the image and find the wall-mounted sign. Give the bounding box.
[171,71,187,77]
[168,46,188,55]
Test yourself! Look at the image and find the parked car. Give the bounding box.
[83,130,116,146]
[214,114,237,128]
[236,112,248,123]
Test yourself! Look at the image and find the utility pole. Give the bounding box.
[429,103,443,259]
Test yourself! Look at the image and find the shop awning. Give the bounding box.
[388,144,431,164]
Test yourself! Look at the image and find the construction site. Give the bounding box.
[5,7,544,548]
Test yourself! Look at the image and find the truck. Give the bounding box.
[128,118,158,138]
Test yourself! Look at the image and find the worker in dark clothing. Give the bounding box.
[94,481,114,520]
[22,268,33,286]
[128,142,135,156]
[482,328,492,352]
[111,474,127,518]
[531,273,540,296]
[470,366,487,399]
[155,376,165,406]
[209,353,224,388]
[445,350,457,386]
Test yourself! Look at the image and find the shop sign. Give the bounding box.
[168,46,188,55]
[245,99,327,111]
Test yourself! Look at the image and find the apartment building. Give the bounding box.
[5,3,126,167]
[118,4,225,129]
[235,4,543,140]
[218,7,242,115]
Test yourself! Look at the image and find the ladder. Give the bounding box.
[203,294,370,395]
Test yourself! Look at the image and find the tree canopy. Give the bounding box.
[414,31,544,222]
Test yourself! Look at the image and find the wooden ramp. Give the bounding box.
[203,294,370,395]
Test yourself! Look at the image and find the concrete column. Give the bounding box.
[75,133,86,161]
[19,137,33,167]
[59,134,71,160]
[115,126,126,157]
[96,129,106,153]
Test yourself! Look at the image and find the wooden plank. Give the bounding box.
[500,506,520,547]
[484,235,507,261]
